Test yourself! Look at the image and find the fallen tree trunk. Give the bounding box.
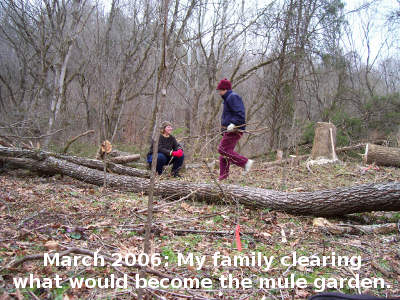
[0,147,149,178]
[1,147,399,217]
[365,143,400,167]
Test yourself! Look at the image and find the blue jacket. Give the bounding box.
[221,90,246,130]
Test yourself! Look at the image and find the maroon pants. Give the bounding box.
[218,132,248,179]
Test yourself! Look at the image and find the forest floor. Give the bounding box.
[1,151,400,300]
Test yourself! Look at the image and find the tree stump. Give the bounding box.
[365,143,400,167]
[311,122,338,160]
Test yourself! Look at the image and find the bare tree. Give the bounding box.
[0,0,94,147]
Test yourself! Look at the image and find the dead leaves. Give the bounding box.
[44,240,59,251]
[1,161,400,299]
[101,140,112,154]
[180,202,194,213]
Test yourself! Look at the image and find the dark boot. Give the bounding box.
[171,169,182,178]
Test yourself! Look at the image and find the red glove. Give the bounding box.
[172,149,183,157]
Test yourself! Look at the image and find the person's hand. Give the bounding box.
[227,123,235,132]
[172,149,183,157]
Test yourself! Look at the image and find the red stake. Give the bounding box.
[235,224,242,251]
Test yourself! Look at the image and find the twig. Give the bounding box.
[347,266,361,294]
[130,210,147,221]
[0,129,64,140]
[17,208,46,229]
[119,212,226,229]
[370,260,392,278]
[171,229,242,235]
[28,291,41,300]
[62,130,94,153]
[282,264,293,277]
[237,126,270,135]
[136,189,199,213]
[397,219,400,234]
[103,153,107,189]
[0,198,11,215]
[202,160,232,205]
[262,289,280,300]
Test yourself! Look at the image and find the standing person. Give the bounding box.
[216,78,253,181]
[147,121,184,177]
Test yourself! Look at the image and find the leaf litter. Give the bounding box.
[0,153,400,299]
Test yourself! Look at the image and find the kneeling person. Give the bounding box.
[147,121,184,177]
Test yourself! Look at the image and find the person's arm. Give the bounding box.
[226,94,245,126]
[171,136,183,151]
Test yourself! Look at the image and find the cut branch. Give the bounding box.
[62,130,94,153]
[109,154,140,164]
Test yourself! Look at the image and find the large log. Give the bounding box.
[1,147,399,217]
[365,143,400,167]
[0,147,149,178]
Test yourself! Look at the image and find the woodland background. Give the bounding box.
[0,0,400,159]
[1,2,400,299]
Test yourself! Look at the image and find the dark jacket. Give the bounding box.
[221,90,246,130]
[147,134,182,158]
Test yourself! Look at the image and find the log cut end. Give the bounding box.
[365,143,400,167]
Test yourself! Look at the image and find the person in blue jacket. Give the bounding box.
[147,121,184,177]
[216,78,254,181]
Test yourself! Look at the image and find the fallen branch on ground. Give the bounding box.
[313,218,399,235]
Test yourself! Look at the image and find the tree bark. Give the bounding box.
[365,143,400,167]
[1,147,399,217]
[108,154,141,164]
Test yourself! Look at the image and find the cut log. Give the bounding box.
[365,143,400,167]
[1,147,399,217]
[96,147,140,164]
[108,150,132,157]
[109,154,140,164]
